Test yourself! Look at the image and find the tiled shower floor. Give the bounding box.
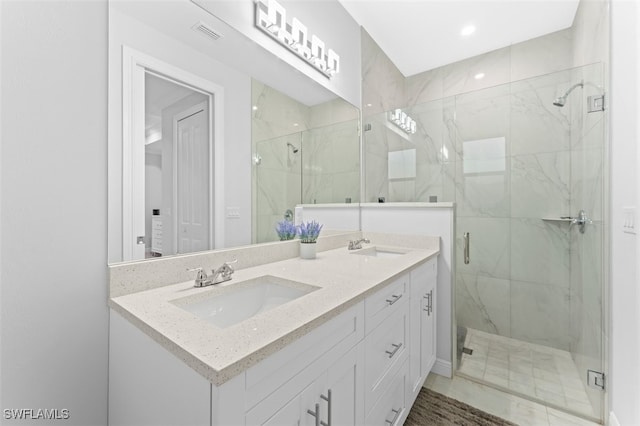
[457,328,596,421]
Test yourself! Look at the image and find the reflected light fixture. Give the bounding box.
[388,109,417,135]
[255,0,340,79]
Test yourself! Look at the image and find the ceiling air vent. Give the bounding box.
[192,21,223,41]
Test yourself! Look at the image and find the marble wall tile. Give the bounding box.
[361,28,405,117]
[456,217,510,280]
[510,29,573,82]
[309,98,359,129]
[510,280,571,351]
[457,273,512,337]
[405,67,444,106]
[570,148,604,222]
[510,72,572,156]
[510,218,570,287]
[388,179,416,202]
[256,134,303,173]
[415,163,444,202]
[364,151,388,203]
[572,0,609,68]
[252,80,311,142]
[455,85,511,156]
[443,47,511,98]
[511,151,571,219]
[454,162,511,218]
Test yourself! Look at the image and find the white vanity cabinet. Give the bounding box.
[246,343,363,426]
[108,255,439,426]
[408,257,437,405]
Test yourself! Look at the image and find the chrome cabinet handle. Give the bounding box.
[320,389,331,426]
[385,294,402,305]
[463,232,470,264]
[429,289,433,314]
[385,342,403,358]
[385,408,401,425]
[307,403,320,426]
[423,292,431,314]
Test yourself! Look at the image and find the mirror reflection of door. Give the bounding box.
[144,72,211,258]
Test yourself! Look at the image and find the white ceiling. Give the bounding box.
[338,0,580,76]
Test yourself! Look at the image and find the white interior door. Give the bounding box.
[176,103,210,254]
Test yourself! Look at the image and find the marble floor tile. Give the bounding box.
[455,328,597,421]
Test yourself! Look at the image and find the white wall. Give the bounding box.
[610,1,640,424]
[108,7,252,262]
[0,1,109,425]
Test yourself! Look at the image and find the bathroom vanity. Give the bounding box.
[108,232,438,425]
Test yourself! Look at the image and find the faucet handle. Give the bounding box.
[213,259,238,277]
[187,267,208,287]
[187,267,207,278]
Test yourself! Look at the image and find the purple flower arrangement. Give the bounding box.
[275,220,323,243]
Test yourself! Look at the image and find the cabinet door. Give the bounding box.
[323,344,363,426]
[422,284,436,377]
[261,393,304,426]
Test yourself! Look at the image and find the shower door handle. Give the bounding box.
[463,232,470,265]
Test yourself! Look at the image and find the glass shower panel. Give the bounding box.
[254,134,302,243]
[301,119,360,204]
[454,65,605,423]
[568,62,605,420]
[363,99,447,203]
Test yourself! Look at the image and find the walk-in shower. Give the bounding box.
[363,63,606,423]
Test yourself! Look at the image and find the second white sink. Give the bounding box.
[350,246,409,258]
[173,276,318,329]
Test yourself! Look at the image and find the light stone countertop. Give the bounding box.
[109,241,439,386]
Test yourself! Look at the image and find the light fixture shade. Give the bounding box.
[254,0,339,79]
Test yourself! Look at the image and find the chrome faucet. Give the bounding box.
[348,238,370,250]
[187,260,237,287]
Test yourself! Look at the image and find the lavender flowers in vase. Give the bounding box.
[297,220,323,259]
[275,220,297,241]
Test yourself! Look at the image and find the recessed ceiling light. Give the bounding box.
[474,72,485,80]
[252,105,258,111]
[293,123,299,127]
[460,25,476,37]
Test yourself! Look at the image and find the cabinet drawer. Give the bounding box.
[364,302,408,414]
[245,302,364,410]
[365,359,408,426]
[365,274,408,334]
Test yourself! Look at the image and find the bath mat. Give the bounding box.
[404,388,518,426]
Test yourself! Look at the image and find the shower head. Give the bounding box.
[553,81,584,107]
[552,97,566,107]
[287,142,299,154]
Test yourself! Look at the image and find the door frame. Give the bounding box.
[122,46,225,260]
[172,101,211,255]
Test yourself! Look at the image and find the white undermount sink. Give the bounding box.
[172,276,318,329]
[350,246,409,258]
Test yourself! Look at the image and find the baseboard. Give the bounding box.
[431,358,452,378]
[609,411,620,426]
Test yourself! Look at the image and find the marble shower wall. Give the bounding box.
[252,81,360,243]
[362,15,606,355]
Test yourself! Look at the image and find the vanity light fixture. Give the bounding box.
[388,109,417,135]
[460,24,476,37]
[255,0,340,79]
